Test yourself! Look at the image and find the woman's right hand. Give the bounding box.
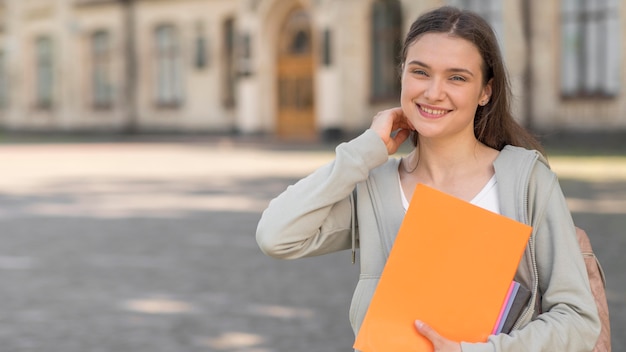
[415,320,462,352]
[370,107,413,155]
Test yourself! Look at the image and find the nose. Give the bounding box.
[424,78,445,102]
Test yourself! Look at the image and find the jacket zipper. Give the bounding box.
[512,154,540,331]
[350,191,356,264]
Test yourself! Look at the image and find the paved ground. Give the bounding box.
[0,135,623,351]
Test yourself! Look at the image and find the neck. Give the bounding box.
[415,136,491,183]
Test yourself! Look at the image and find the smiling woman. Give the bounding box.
[257,5,602,352]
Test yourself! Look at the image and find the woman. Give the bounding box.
[256,6,600,351]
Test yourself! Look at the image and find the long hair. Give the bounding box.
[402,6,543,153]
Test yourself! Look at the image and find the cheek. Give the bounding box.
[400,82,413,106]
[400,87,416,117]
[400,76,417,100]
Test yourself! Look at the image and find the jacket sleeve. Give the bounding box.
[256,129,389,259]
[462,167,601,352]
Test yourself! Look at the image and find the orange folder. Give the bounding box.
[354,184,532,352]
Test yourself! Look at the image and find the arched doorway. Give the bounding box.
[276,8,315,139]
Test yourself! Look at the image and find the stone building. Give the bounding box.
[0,0,623,139]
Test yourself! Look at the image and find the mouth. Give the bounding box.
[417,104,450,118]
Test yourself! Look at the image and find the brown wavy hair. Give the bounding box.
[402,6,543,153]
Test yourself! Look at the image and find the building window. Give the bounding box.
[222,18,236,108]
[321,28,332,67]
[238,32,253,77]
[370,0,402,102]
[0,51,8,109]
[35,36,53,109]
[154,24,183,107]
[194,21,208,69]
[561,0,621,98]
[92,30,113,109]
[447,0,504,46]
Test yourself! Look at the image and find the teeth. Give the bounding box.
[421,106,447,115]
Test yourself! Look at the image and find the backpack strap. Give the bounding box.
[576,227,611,352]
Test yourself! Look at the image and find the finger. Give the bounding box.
[393,129,411,147]
[370,108,410,154]
[370,110,395,133]
[389,109,413,132]
[415,320,444,346]
[392,121,413,133]
[374,107,410,131]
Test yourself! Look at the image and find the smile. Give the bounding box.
[417,104,450,117]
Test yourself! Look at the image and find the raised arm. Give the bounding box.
[256,129,389,259]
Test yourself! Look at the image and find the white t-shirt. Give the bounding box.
[399,174,500,214]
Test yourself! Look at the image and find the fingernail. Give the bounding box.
[415,320,423,329]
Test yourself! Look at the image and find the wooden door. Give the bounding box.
[277,9,315,139]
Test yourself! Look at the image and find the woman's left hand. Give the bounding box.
[415,320,462,352]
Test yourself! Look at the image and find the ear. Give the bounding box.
[480,78,493,104]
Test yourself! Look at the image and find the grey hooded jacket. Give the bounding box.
[256,129,600,351]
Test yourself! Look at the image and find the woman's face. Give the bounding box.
[400,32,491,142]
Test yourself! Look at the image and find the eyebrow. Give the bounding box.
[407,60,475,77]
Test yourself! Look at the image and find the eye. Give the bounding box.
[450,75,466,82]
[412,69,428,77]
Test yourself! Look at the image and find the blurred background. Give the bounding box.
[0,0,623,139]
[0,0,623,351]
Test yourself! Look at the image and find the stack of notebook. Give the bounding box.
[493,281,532,335]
